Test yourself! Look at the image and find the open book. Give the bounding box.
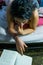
[0,49,32,65]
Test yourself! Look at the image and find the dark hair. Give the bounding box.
[10,0,32,19]
[10,0,25,19]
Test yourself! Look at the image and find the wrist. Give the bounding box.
[14,35,20,43]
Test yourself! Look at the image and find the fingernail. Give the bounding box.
[19,52,23,55]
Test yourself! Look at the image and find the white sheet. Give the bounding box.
[0,6,43,44]
[0,26,43,43]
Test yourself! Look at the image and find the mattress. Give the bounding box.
[0,26,43,44]
[0,6,43,44]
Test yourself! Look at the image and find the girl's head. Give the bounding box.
[10,0,31,22]
[10,0,30,25]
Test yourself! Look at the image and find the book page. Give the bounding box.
[15,52,32,65]
[0,49,18,65]
[0,49,32,65]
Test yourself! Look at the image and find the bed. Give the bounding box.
[0,0,43,49]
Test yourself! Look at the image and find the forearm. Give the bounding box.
[8,28,21,43]
[19,28,34,35]
[9,28,19,36]
[23,29,34,35]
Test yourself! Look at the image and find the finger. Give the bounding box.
[20,23,23,28]
[16,45,23,55]
[22,46,25,52]
[17,47,21,54]
[24,44,28,48]
[20,47,23,55]
[16,44,21,54]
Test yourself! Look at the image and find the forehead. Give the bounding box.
[14,17,28,23]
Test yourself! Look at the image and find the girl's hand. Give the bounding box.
[16,37,28,55]
[18,26,24,35]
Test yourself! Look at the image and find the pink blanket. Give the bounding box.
[38,17,43,26]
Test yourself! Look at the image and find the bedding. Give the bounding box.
[39,7,43,17]
[40,0,43,7]
[0,6,43,44]
[0,26,43,43]
[3,0,14,5]
[38,17,43,26]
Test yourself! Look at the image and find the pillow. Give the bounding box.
[39,7,43,17]
[4,0,14,5]
[4,0,10,5]
[38,17,43,26]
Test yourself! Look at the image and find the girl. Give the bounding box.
[7,0,39,54]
